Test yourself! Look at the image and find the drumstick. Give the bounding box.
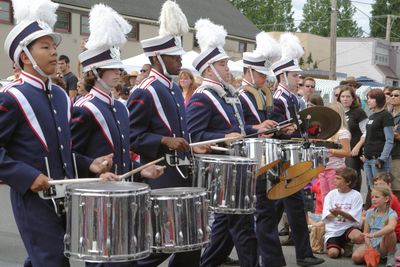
[244,122,293,139]
[119,157,165,180]
[210,146,230,152]
[48,178,101,185]
[189,136,241,147]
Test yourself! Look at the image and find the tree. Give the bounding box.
[230,0,295,32]
[299,0,362,37]
[306,52,313,69]
[370,0,400,41]
[337,0,363,37]
[299,0,331,36]
[313,61,318,69]
[299,57,305,67]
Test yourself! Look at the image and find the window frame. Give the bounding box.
[126,19,139,41]
[54,10,71,33]
[0,0,13,25]
[80,14,90,36]
[239,41,247,53]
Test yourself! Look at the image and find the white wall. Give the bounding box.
[337,39,384,83]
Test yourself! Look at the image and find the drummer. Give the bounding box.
[186,19,267,267]
[270,33,324,266]
[127,1,208,266]
[0,1,116,266]
[238,32,288,267]
[71,4,164,183]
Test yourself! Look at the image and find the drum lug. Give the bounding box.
[131,202,138,250]
[153,204,161,246]
[197,228,204,240]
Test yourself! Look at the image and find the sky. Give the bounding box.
[292,0,375,36]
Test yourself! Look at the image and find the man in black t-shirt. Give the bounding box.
[58,55,78,97]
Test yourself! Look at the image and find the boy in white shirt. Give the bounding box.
[322,167,365,258]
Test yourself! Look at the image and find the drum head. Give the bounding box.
[66,181,149,193]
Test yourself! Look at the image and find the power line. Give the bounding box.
[349,1,400,40]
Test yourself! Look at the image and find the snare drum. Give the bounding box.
[281,143,309,165]
[231,138,294,167]
[64,182,151,262]
[150,187,209,253]
[193,154,257,214]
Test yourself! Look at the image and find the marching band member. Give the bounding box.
[0,0,114,266]
[270,33,324,266]
[71,4,164,186]
[186,19,263,267]
[127,1,206,266]
[238,32,287,267]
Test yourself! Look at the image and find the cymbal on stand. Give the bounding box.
[299,106,341,140]
[267,166,325,200]
[279,161,313,180]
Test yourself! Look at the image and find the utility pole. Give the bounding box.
[329,0,337,80]
[386,15,391,42]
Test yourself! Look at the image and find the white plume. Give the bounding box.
[159,0,189,37]
[255,32,281,64]
[85,4,132,51]
[12,0,59,27]
[280,32,304,60]
[195,18,227,52]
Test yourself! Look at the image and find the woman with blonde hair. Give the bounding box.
[318,101,352,204]
[178,69,197,107]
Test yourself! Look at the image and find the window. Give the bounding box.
[193,35,199,48]
[126,20,139,41]
[0,0,12,24]
[80,14,89,36]
[54,10,71,33]
[239,41,247,53]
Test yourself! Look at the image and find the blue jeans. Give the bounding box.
[364,158,390,188]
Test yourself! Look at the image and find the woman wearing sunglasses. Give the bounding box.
[390,88,400,202]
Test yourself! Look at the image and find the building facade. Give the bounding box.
[0,0,258,78]
[337,37,399,86]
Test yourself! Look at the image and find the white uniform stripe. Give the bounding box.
[146,85,172,133]
[8,88,48,151]
[83,102,115,149]
[240,92,261,123]
[203,90,231,126]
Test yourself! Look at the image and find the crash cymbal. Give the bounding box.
[279,161,313,180]
[267,166,325,200]
[299,106,341,140]
[257,159,280,176]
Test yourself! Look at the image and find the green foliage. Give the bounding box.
[306,52,313,66]
[299,0,362,37]
[230,0,295,32]
[370,0,400,41]
[299,57,305,67]
[313,61,318,69]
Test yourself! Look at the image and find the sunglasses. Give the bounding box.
[305,85,315,88]
[391,94,400,97]
[140,69,149,73]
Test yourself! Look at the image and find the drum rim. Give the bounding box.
[150,187,207,197]
[65,181,150,193]
[194,154,257,163]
